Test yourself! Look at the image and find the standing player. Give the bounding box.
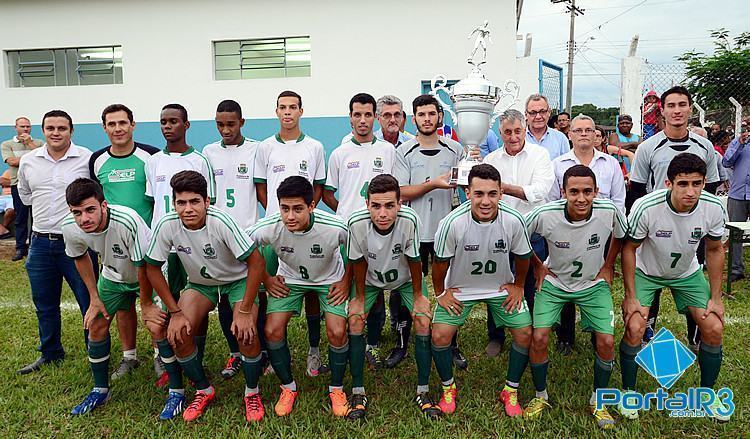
[619,153,728,421]
[431,164,533,417]
[145,171,265,422]
[203,99,262,380]
[522,165,626,429]
[248,176,351,418]
[89,104,160,381]
[254,90,328,377]
[346,175,440,420]
[323,92,395,367]
[392,94,465,369]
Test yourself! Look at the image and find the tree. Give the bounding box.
[570,103,619,127]
[678,29,750,121]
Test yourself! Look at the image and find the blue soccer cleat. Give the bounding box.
[71,389,111,415]
[159,391,186,420]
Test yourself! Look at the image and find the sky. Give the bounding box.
[517,0,748,108]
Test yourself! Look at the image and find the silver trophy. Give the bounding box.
[431,21,520,185]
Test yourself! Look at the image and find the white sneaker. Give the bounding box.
[705,394,731,422]
[617,391,640,420]
[306,350,322,377]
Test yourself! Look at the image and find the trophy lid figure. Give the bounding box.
[468,20,492,67]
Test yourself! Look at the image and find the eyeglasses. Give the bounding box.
[571,128,595,134]
[526,108,549,117]
[379,112,403,120]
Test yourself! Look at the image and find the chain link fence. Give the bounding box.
[539,60,564,113]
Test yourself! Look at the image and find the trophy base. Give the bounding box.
[450,161,478,186]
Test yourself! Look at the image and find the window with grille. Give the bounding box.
[6,46,123,87]
[213,36,311,80]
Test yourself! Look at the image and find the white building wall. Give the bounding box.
[0,0,518,124]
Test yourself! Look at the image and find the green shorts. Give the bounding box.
[183,277,256,306]
[259,245,279,293]
[354,280,429,316]
[267,283,347,318]
[432,295,531,329]
[97,277,139,316]
[635,268,709,314]
[534,280,614,335]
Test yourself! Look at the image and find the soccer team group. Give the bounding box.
[23,88,730,429]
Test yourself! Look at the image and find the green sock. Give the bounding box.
[177,349,210,390]
[156,339,183,390]
[619,340,641,391]
[530,361,549,393]
[88,336,111,389]
[506,342,530,385]
[306,314,321,348]
[242,354,263,390]
[594,354,614,391]
[195,335,207,366]
[415,335,432,387]
[267,339,294,385]
[431,343,453,384]
[329,343,349,388]
[349,334,365,389]
[698,342,723,388]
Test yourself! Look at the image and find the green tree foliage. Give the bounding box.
[570,103,619,126]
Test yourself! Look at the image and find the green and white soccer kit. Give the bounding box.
[145,147,216,228]
[203,137,260,230]
[254,133,327,216]
[347,206,426,312]
[627,189,726,312]
[325,137,396,221]
[145,206,255,305]
[433,201,533,327]
[393,137,463,243]
[89,142,160,224]
[62,205,151,315]
[526,199,628,334]
[247,209,348,317]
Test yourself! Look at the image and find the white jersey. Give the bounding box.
[347,206,421,290]
[434,201,533,301]
[145,206,254,286]
[62,205,151,284]
[203,138,259,229]
[325,137,396,220]
[393,137,464,242]
[254,133,327,216]
[628,189,726,279]
[526,199,627,292]
[248,209,347,285]
[145,147,216,228]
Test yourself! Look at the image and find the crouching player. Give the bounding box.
[522,165,627,429]
[247,176,351,418]
[346,174,440,420]
[144,170,265,422]
[431,164,533,416]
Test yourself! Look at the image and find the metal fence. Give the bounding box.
[539,60,564,113]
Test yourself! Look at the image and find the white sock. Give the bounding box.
[329,385,343,393]
[169,388,185,395]
[589,391,597,406]
[417,385,430,394]
[283,381,297,392]
[536,389,549,400]
[230,352,241,358]
[352,386,366,395]
[309,346,320,356]
[123,349,137,360]
[366,344,377,351]
[441,378,454,387]
[153,347,160,358]
[245,386,259,396]
[93,387,109,394]
[505,381,519,389]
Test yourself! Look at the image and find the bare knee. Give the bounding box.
[532,329,550,351]
[264,316,286,342]
[699,317,724,345]
[326,316,347,346]
[596,333,615,359]
[431,326,454,347]
[414,316,430,336]
[88,317,110,342]
[348,314,366,334]
[513,326,532,348]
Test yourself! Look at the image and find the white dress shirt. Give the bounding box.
[484,142,554,215]
[18,143,92,234]
[549,148,627,212]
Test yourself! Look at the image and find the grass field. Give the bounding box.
[2,247,749,438]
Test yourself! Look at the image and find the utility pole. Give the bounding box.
[552,0,584,114]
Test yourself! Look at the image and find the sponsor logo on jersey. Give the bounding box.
[112,243,128,259]
[310,244,324,258]
[368,251,377,260]
[464,244,479,251]
[656,229,673,238]
[156,175,167,182]
[215,168,224,176]
[347,161,360,169]
[273,164,286,173]
[107,168,136,183]
[177,245,192,254]
[238,163,248,174]
[280,246,294,253]
[299,160,308,172]
[203,243,217,259]
[554,241,570,249]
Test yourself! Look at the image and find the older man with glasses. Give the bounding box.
[524,94,570,160]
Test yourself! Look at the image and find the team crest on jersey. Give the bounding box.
[107,169,136,183]
[493,239,506,253]
[554,241,570,249]
[373,157,383,168]
[392,244,402,255]
[310,244,324,258]
[177,245,192,254]
[280,246,295,253]
[368,251,377,260]
[656,230,673,238]
[300,160,308,172]
[203,243,217,259]
[273,165,286,173]
[112,243,127,259]
[464,244,479,251]
[238,164,248,174]
[587,233,601,250]
[347,161,360,169]
[691,227,702,240]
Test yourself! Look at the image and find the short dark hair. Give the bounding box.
[216,99,242,118]
[562,164,597,190]
[667,152,707,182]
[171,170,207,199]
[468,163,501,187]
[412,94,440,115]
[277,90,302,108]
[277,176,313,206]
[42,110,73,130]
[101,104,134,124]
[548,114,558,128]
[661,86,693,107]
[349,93,377,113]
[66,178,105,206]
[162,103,188,122]
[558,112,571,119]
[367,174,400,200]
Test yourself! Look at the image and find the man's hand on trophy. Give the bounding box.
[432,172,457,189]
[467,148,483,161]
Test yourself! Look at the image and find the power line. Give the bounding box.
[577,0,649,39]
